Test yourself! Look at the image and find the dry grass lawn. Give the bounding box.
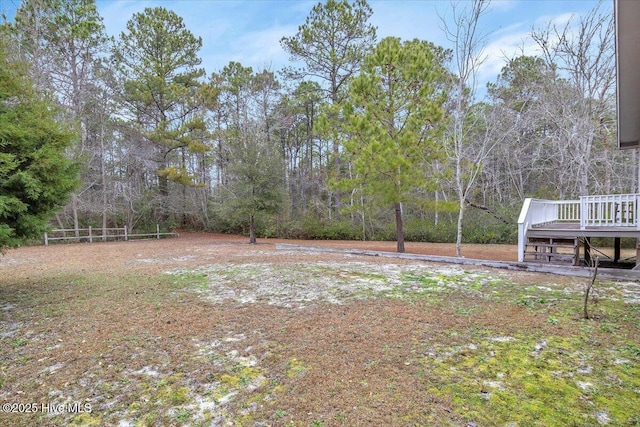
[0,233,638,426]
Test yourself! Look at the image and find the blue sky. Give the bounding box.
[1,0,608,94]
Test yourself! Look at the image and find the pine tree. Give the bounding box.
[112,7,206,222]
[214,64,284,243]
[281,0,376,216]
[337,37,448,252]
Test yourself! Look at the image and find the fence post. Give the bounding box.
[89,226,93,243]
[44,232,48,246]
[124,225,128,241]
[156,224,160,239]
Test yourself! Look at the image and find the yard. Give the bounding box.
[0,233,638,426]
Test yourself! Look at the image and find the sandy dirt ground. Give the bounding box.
[2,233,518,277]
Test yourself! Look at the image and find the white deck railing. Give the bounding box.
[517,193,640,262]
[580,194,638,228]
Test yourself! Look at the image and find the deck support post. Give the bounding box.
[614,237,621,263]
[584,237,592,265]
[636,239,640,268]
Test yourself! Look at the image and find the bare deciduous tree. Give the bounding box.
[532,2,615,197]
[441,0,500,257]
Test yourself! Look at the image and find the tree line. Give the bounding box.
[0,0,633,253]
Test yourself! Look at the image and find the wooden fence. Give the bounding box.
[43,225,178,245]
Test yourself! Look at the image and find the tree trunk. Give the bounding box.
[334,143,341,218]
[55,214,65,229]
[101,122,108,241]
[456,198,465,257]
[395,202,405,253]
[583,257,598,319]
[249,214,256,244]
[157,158,170,224]
[434,190,439,226]
[360,189,366,241]
[72,194,80,238]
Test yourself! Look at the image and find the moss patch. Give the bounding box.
[421,332,640,426]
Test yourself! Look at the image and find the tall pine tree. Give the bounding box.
[337,37,448,252]
[112,7,206,222]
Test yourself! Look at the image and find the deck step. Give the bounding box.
[525,243,576,250]
[523,252,577,262]
[528,237,577,244]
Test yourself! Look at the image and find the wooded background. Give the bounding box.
[1,0,633,253]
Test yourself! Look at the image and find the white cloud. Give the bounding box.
[534,12,576,29]
[474,7,595,95]
[206,24,299,73]
[490,0,519,12]
[95,0,605,91]
[477,28,538,86]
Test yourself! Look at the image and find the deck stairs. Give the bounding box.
[522,237,579,265]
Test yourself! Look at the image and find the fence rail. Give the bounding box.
[44,225,178,245]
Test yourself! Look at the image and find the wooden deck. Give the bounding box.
[518,194,640,265]
[528,222,640,238]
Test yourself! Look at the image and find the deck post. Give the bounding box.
[517,198,534,263]
[614,237,621,263]
[584,237,592,265]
